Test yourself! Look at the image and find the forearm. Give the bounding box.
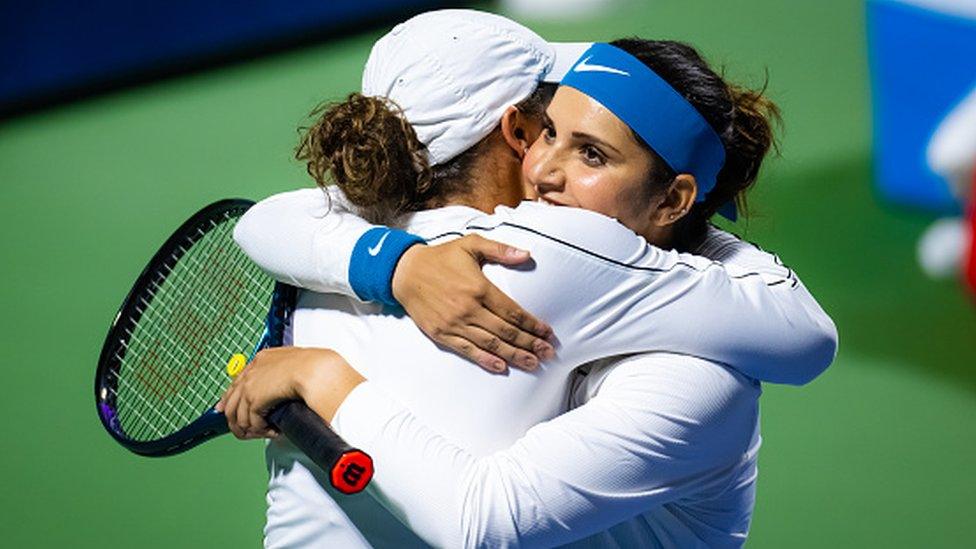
[233,187,371,296]
[694,226,838,383]
[470,213,837,385]
[238,196,838,384]
[328,355,757,548]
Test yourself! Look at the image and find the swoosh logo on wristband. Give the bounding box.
[367,230,392,256]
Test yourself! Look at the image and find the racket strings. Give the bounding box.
[114,232,232,437]
[115,231,236,434]
[145,235,250,387]
[112,211,273,441]
[122,222,263,433]
[118,222,265,438]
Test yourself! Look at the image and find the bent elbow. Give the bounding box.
[789,312,839,386]
[232,196,280,261]
[454,459,528,549]
[232,212,256,255]
[232,201,283,271]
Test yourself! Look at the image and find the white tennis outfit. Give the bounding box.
[234,189,836,548]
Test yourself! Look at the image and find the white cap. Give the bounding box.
[362,9,591,166]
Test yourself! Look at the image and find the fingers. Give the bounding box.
[480,285,554,349]
[424,281,554,371]
[470,310,546,371]
[248,404,269,438]
[219,372,275,440]
[216,389,229,414]
[439,334,508,374]
[441,319,548,374]
[221,382,246,439]
[402,234,555,372]
[463,235,530,266]
[236,393,252,438]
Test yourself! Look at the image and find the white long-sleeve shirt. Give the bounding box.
[235,188,836,547]
[266,352,760,548]
[329,353,761,548]
[235,188,837,385]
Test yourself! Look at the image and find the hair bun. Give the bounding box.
[295,93,432,224]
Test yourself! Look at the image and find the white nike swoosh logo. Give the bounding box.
[573,56,630,77]
[367,230,391,256]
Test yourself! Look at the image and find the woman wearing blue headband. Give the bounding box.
[224,30,831,547]
[237,42,786,373]
[530,39,771,251]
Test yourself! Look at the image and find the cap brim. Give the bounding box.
[542,42,593,83]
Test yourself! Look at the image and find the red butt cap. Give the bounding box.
[330,450,374,494]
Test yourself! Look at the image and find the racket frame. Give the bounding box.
[95,199,256,456]
[95,199,374,494]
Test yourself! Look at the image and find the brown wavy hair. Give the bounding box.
[295,93,433,224]
[295,84,556,225]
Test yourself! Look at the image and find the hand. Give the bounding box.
[391,234,555,374]
[216,347,364,439]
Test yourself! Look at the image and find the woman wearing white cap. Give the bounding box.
[221,10,836,548]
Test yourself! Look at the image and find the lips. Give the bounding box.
[538,196,570,207]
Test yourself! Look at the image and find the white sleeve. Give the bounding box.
[331,353,759,548]
[233,187,374,297]
[237,195,837,385]
[463,204,837,385]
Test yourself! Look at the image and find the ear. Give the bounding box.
[651,174,698,226]
[500,105,535,159]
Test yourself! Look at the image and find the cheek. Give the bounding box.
[570,171,624,214]
[521,146,542,183]
[622,182,655,229]
[521,176,538,200]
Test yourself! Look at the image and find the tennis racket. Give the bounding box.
[95,199,373,494]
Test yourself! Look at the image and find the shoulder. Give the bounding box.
[468,202,715,271]
[242,187,328,218]
[695,225,796,286]
[248,186,356,215]
[477,202,647,258]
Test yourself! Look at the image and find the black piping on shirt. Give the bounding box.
[424,222,798,289]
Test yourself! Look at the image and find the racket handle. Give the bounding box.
[268,400,373,494]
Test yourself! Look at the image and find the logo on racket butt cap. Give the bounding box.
[331,450,374,494]
[226,354,247,378]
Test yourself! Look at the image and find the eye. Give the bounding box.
[542,122,556,142]
[580,145,606,166]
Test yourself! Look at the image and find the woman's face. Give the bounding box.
[522,86,663,240]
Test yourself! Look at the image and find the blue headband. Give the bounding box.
[561,43,736,220]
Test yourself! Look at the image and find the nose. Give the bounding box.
[527,144,565,195]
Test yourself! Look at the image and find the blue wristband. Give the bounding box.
[349,227,426,306]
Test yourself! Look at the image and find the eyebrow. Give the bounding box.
[571,131,623,156]
[542,110,624,157]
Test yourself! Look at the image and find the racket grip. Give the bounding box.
[268,400,373,494]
